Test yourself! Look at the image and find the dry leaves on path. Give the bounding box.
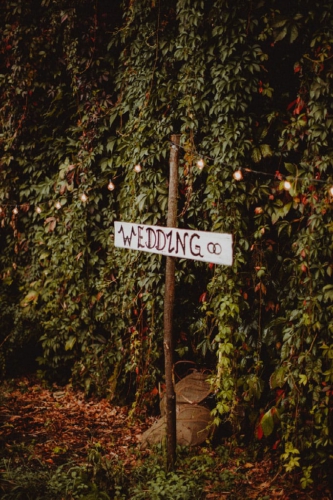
[0,376,332,500]
[0,376,154,468]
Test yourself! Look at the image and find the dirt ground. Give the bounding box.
[0,376,332,499]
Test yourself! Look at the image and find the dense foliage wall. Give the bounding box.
[1,0,333,482]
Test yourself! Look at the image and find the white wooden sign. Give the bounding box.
[114,221,233,266]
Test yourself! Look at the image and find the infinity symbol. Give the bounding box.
[207,242,222,255]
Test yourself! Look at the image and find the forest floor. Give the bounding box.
[0,376,332,500]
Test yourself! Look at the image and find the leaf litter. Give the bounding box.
[0,376,332,499]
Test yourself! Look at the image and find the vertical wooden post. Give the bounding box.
[164,134,180,470]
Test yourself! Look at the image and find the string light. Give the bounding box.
[168,139,333,184]
[196,158,205,170]
[233,170,243,181]
[0,140,333,230]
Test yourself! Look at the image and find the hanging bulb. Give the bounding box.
[196,158,205,170]
[0,207,3,214]
[80,193,88,203]
[55,201,62,210]
[329,186,333,196]
[233,170,243,181]
[12,206,19,215]
[108,180,115,191]
[283,180,291,191]
[35,206,42,214]
[134,164,142,173]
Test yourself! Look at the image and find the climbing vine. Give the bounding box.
[0,0,332,484]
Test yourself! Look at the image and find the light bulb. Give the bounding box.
[36,206,42,214]
[80,193,88,203]
[55,201,62,210]
[108,180,115,191]
[329,186,333,196]
[233,170,243,181]
[196,158,205,170]
[0,207,3,214]
[134,164,142,173]
[283,180,291,191]
[12,207,18,215]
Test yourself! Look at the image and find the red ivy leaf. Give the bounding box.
[257,422,264,440]
[257,413,264,440]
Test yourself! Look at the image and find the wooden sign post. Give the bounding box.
[162,134,180,470]
[114,135,233,470]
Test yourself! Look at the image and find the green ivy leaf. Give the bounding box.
[270,366,287,389]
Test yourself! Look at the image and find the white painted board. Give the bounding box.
[114,221,233,266]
